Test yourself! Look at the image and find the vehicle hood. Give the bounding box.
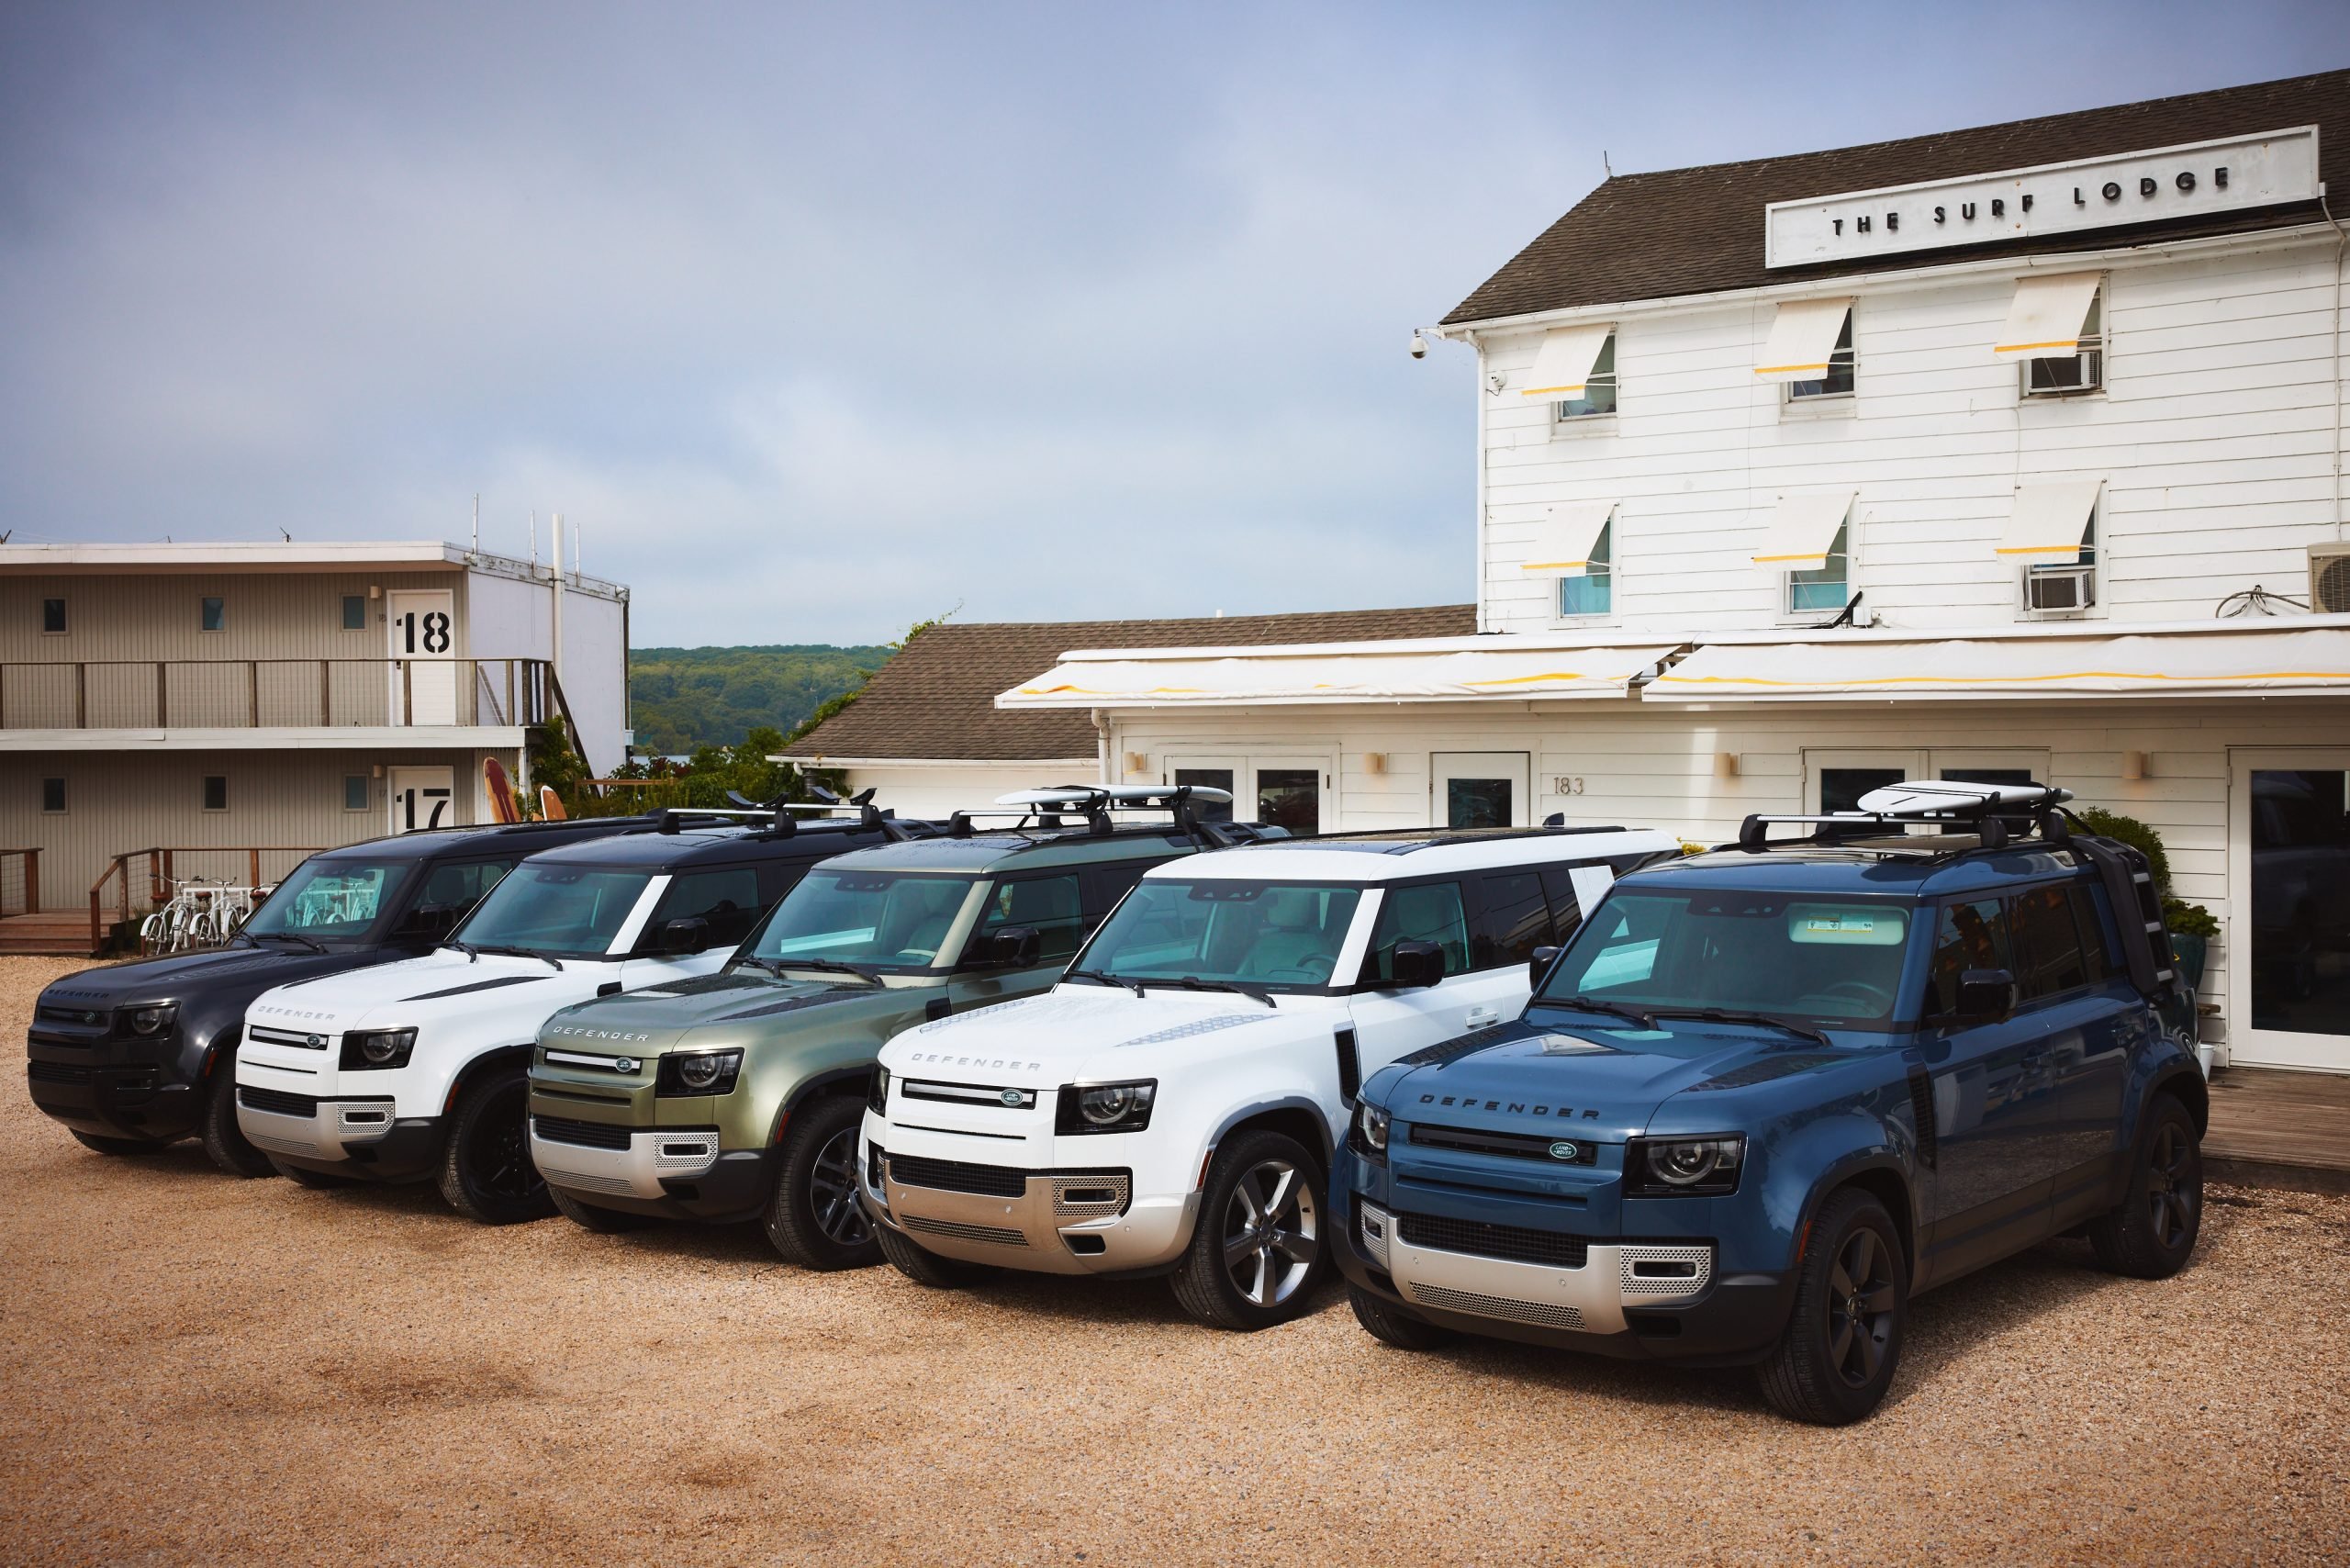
[881,986,1304,1082]
[40,944,383,1009]
[540,970,891,1054]
[247,947,588,1038]
[1376,1014,1867,1140]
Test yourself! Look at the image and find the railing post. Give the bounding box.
[89,888,101,957]
[402,658,413,726]
[249,661,260,726]
[156,661,167,726]
[76,663,86,728]
[249,847,261,888]
[25,849,37,915]
[320,658,330,725]
[506,660,516,728]
[161,849,173,901]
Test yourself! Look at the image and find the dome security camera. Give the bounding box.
[1408,330,1429,360]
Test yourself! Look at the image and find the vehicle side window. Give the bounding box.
[2069,882,2117,984]
[968,873,1086,962]
[2009,883,2089,1000]
[1472,871,1553,970]
[756,861,809,908]
[1084,859,1158,919]
[1360,880,1472,983]
[1924,898,2012,1021]
[415,858,517,913]
[1539,867,1586,944]
[647,866,764,947]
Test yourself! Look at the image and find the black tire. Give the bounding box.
[876,1218,996,1287]
[763,1095,880,1270]
[1757,1188,1907,1426]
[268,1155,360,1188]
[1168,1129,1327,1331]
[549,1184,650,1234]
[71,1129,169,1157]
[1348,1282,1454,1350]
[2087,1094,2201,1279]
[436,1067,553,1225]
[200,1056,276,1178]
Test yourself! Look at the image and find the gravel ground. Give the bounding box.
[5,956,2347,1566]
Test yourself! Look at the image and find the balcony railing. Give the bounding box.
[0,657,569,731]
[0,848,38,918]
[88,846,322,955]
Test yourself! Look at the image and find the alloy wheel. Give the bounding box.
[2147,1122,2199,1249]
[1220,1157,1318,1309]
[1825,1226,1897,1389]
[471,1081,540,1201]
[810,1126,869,1247]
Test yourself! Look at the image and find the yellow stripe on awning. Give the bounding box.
[1516,323,1614,400]
[1754,297,1852,383]
[1995,272,2101,359]
[1750,491,1853,570]
[1998,480,2101,563]
[1516,501,1616,577]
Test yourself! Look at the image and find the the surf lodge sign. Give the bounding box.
[1763,126,2320,269]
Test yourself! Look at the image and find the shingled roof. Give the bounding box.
[782,605,1477,763]
[1445,68,2350,326]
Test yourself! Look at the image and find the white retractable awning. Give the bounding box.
[1002,641,1681,708]
[1995,272,2102,359]
[1751,492,1854,569]
[1646,624,2350,702]
[1519,501,1616,576]
[1754,297,1852,382]
[1998,480,2102,562]
[1516,323,1615,403]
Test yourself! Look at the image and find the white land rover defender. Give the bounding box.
[237,807,911,1222]
[862,823,1678,1328]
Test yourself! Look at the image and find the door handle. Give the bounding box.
[1465,1006,1500,1028]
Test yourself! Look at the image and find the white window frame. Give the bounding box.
[2020,506,2100,622]
[1552,331,1618,424]
[1783,307,1856,407]
[342,774,372,813]
[2020,287,2105,399]
[1782,522,1852,622]
[1555,521,1616,621]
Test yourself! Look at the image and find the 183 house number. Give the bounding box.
[1551,776,1586,795]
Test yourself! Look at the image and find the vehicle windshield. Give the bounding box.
[244,857,415,941]
[741,871,983,972]
[1534,888,1913,1027]
[1075,879,1363,991]
[449,864,654,959]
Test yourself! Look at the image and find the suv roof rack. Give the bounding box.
[652,801,924,841]
[945,783,1270,848]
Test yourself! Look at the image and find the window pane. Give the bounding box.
[1362,881,1471,983]
[648,867,766,946]
[1539,867,1585,943]
[1173,767,1234,823]
[1255,768,1319,834]
[41,778,66,812]
[1788,311,1855,399]
[2009,884,2089,998]
[1818,767,1906,814]
[968,873,1088,962]
[341,595,366,630]
[413,859,515,917]
[754,871,976,969]
[343,775,369,811]
[202,776,228,811]
[459,865,652,957]
[1787,524,1848,613]
[201,597,225,632]
[2068,883,2115,985]
[247,858,414,938]
[2249,769,2350,1037]
[1080,879,1361,990]
[1925,898,2012,1020]
[1560,571,1612,617]
[1474,873,1551,970]
[1446,777,1512,829]
[42,599,65,633]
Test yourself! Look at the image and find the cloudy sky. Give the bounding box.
[2,2,2340,645]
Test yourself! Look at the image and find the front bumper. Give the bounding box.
[860,1139,1197,1276]
[529,1120,774,1222]
[27,1024,201,1142]
[235,1087,441,1182]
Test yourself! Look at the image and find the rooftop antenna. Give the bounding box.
[278,527,291,542]
[471,494,479,557]
[529,509,538,573]
[572,516,580,582]
[1603,149,1614,177]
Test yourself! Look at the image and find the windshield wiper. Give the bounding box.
[1643,1007,1835,1048]
[1149,975,1277,1009]
[761,956,879,984]
[1540,994,1658,1029]
[252,931,328,954]
[1064,968,1145,998]
[466,944,564,971]
[442,940,478,961]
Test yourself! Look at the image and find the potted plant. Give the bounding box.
[2075,806,2214,994]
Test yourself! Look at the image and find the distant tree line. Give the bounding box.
[627,644,893,756]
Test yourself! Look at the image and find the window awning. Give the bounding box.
[1998,480,2102,562]
[1519,501,1616,576]
[1995,272,2102,359]
[1516,324,1615,403]
[1001,641,1681,708]
[1754,297,1852,382]
[1751,492,1854,570]
[1646,625,2350,702]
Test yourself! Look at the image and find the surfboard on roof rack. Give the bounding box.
[1854,779,2072,817]
[993,784,1236,810]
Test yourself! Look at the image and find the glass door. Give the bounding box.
[1248,756,1329,836]
[1431,752,1530,828]
[1802,750,1927,814]
[1165,756,1238,823]
[2229,749,2350,1071]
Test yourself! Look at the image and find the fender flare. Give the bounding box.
[442,1043,537,1114]
[774,1065,878,1140]
[1790,1149,1919,1286]
[1199,1094,1334,1181]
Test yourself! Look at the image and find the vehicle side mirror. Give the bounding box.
[988,925,1042,969]
[1387,939,1447,990]
[1528,945,1561,992]
[659,917,711,957]
[1956,969,2016,1021]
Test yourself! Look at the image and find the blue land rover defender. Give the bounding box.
[1332,782,2204,1425]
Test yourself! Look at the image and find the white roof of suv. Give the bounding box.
[1158,826,1676,883]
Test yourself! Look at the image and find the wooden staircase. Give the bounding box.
[0,912,99,958]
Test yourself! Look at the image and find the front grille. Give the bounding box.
[34,1005,106,1033]
[902,1215,1029,1248]
[532,1114,632,1151]
[901,1080,1036,1109]
[888,1153,1027,1198]
[1409,1123,1599,1165]
[239,1085,319,1117]
[1408,1282,1586,1330]
[249,1025,330,1050]
[1396,1211,1590,1270]
[28,1060,95,1085]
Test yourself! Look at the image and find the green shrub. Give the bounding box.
[2072,806,2172,892]
[2163,898,2220,939]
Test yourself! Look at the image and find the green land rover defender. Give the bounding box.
[525,787,1274,1268]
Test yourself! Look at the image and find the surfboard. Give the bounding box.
[483,756,521,824]
[539,784,567,821]
[1856,778,2070,816]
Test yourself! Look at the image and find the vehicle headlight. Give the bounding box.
[1623,1135,1745,1197]
[867,1064,890,1116]
[1352,1101,1391,1159]
[120,1004,178,1038]
[1055,1080,1155,1135]
[657,1049,744,1097]
[340,1028,418,1070]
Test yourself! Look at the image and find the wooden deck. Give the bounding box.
[2206,1065,2350,1192]
[0,912,96,958]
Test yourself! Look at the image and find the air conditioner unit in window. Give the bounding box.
[2311,546,2350,614]
[2023,563,2095,615]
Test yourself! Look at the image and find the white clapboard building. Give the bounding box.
[991,71,2350,1073]
[1,536,628,940]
